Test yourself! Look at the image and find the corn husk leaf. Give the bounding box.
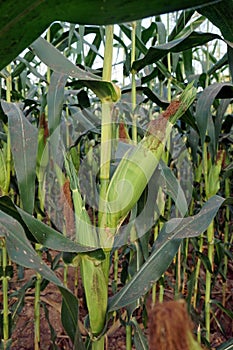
[104,82,196,231]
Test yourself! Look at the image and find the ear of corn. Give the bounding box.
[103,83,196,232]
[80,253,109,336]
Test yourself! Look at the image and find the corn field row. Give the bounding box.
[0,2,232,350]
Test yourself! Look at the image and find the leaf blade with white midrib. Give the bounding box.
[31,37,120,102]
[132,31,222,72]
[47,71,67,136]
[108,195,225,311]
[1,101,38,214]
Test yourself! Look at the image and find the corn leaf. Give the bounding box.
[0,0,218,70]
[216,339,233,350]
[61,289,85,348]
[131,318,149,350]
[108,195,225,311]
[0,196,95,253]
[0,206,84,346]
[132,31,222,72]
[31,37,120,102]
[168,10,195,41]
[195,82,233,152]
[199,0,233,42]
[0,208,63,286]
[47,72,67,136]
[1,101,38,214]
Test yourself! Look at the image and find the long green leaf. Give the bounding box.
[0,196,94,253]
[195,82,233,149]
[61,289,84,347]
[0,0,218,70]
[0,208,63,286]
[1,101,38,214]
[132,31,222,72]
[199,0,233,42]
[131,318,149,350]
[168,9,195,41]
[31,37,98,81]
[47,72,67,135]
[216,338,233,350]
[108,195,225,311]
[18,207,96,253]
[31,37,120,102]
[0,206,84,346]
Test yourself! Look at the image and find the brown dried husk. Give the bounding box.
[60,179,75,236]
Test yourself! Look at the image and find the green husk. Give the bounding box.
[104,82,196,231]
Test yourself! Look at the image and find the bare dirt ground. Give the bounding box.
[4,250,233,350]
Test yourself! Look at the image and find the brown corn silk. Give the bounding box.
[148,300,198,350]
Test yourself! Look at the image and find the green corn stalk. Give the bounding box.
[0,64,12,350]
[0,147,8,196]
[34,29,52,349]
[81,25,117,350]
[222,175,230,307]
[192,154,204,310]
[131,21,137,144]
[64,153,108,349]
[204,148,225,342]
[125,21,138,350]
[103,83,196,235]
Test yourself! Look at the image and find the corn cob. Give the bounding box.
[103,83,196,234]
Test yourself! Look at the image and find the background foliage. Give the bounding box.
[0,1,232,349]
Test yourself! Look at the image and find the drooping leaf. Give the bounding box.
[108,195,225,311]
[168,9,195,41]
[199,0,233,42]
[122,86,169,109]
[31,37,97,81]
[61,289,85,347]
[216,338,233,350]
[0,196,94,253]
[31,37,120,102]
[1,101,38,214]
[195,82,233,150]
[132,31,222,72]
[17,207,96,253]
[131,318,149,350]
[47,72,67,135]
[0,206,84,347]
[0,208,63,286]
[0,0,219,70]
[211,300,233,320]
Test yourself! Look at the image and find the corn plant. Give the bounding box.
[0,1,233,350]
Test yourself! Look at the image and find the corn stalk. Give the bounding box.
[204,148,225,342]
[0,64,12,350]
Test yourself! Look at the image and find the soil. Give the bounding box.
[3,249,233,350]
